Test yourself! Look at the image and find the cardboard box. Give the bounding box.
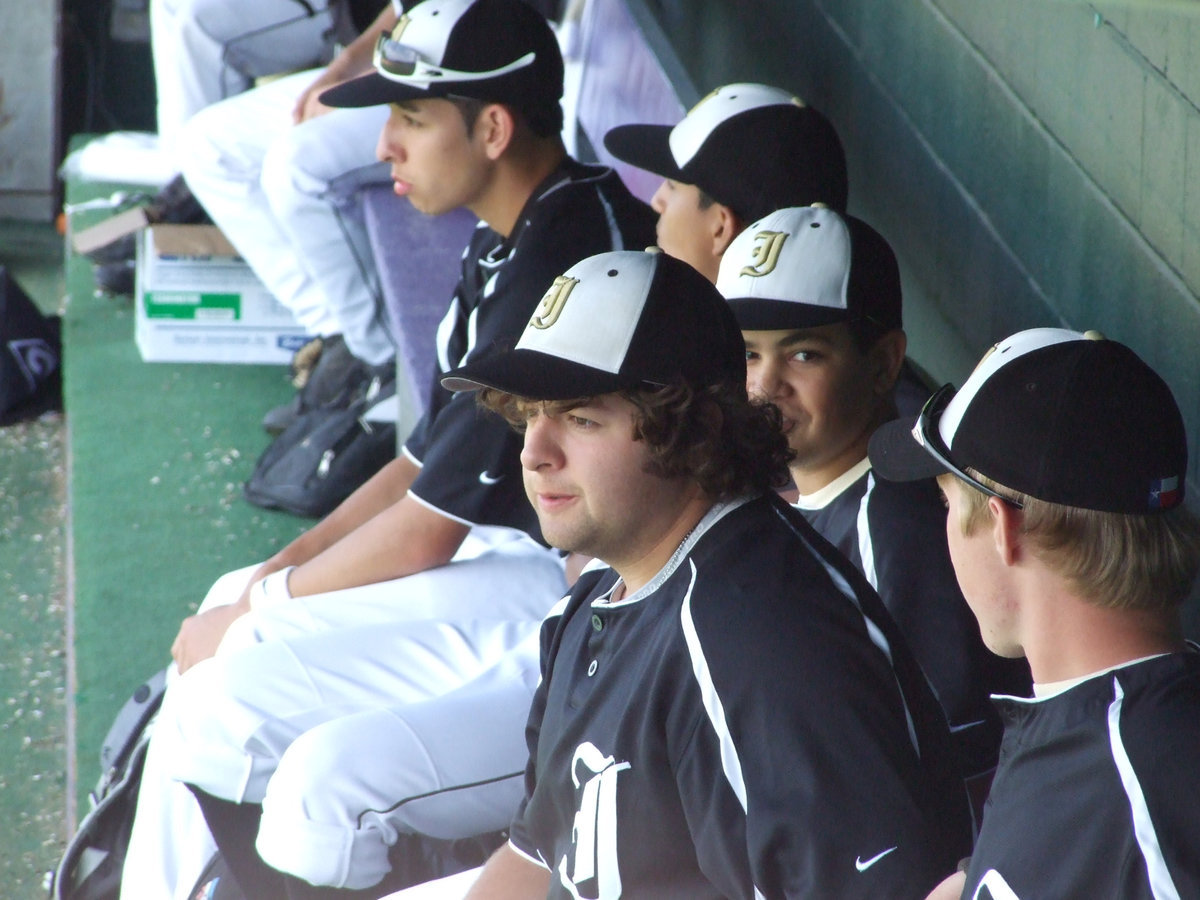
[135,225,311,364]
[72,205,154,256]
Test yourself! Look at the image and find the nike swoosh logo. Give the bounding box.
[855,846,897,872]
[478,471,503,485]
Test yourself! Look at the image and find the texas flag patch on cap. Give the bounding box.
[1149,476,1181,510]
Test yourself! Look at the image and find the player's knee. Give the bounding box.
[176,104,230,181]
[258,730,394,889]
[261,130,329,212]
[155,660,261,798]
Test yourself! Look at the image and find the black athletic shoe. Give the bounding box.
[146,173,210,227]
[92,259,136,296]
[261,336,386,435]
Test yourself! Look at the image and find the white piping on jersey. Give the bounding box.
[404,488,478,528]
[987,653,1175,704]
[679,567,767,900]
[506,838,553,872]
[465,302,481,361]
[1031,652,1171,699]
[1107,676,1181,900]
[591,498,748,609]
[401,444,423,468]
[971,870,1020,900]
[768,503,921,756]
[543,593,572,624]
[435,295,461,373]
[534,595,573,691]
[855,471,880,591]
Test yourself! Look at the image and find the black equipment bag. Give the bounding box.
[1,265,62,425]
[243,370,397,519]
[49,668,169,900]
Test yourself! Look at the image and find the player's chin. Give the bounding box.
[535,520,584,555]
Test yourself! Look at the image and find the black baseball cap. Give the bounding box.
[868,328,1188,514]
[320,0,563,131]
[603,83,848,221]
[717,205,901,332]
[442,250,746,400]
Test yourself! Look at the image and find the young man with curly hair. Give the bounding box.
[410,248,973,898]
[123,1,654,895]
[869,328,1200,899]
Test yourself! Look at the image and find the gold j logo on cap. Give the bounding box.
[740,230,788,278]
[529,276,579,330]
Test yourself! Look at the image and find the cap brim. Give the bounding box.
[867,417,947,483]
[603,124,684,181]
[320,71,442,109]
[726,298,851,332]
[442,349,633,400]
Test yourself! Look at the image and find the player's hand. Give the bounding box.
[924,870,966,900]
[171,599,250,674]
[293,69,342,124]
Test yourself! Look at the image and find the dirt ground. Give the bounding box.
[0,412,69,893]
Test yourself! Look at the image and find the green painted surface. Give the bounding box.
[61,179,310,813]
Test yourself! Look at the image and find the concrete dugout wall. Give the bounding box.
[636,0,1200,504]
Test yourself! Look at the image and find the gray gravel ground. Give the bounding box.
[0,412,69,894]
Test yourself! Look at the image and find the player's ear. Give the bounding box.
[867,329,907,396]
[709,203,743,259]
[990,496,1023,566]
[477,103,516,160]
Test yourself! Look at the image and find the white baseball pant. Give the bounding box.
[151,0,354,153]
[120,527,562,898]
[178,69,395,363]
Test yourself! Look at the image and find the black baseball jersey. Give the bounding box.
[403,159,656,538]
[962,649,1200,899]
[508,494,972,899]
[796,465,1031,781]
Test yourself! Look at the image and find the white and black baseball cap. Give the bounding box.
[603,83,848,221]
[321,0,563,130]
[716,205,902,332]
[868,328,1188,514]
[441,250,746,400]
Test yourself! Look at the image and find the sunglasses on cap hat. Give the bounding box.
[914,383,1024,510]
[373,31,535,85]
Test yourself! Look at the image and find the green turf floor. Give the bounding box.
[0,179,313,890]
[61,179,312,819]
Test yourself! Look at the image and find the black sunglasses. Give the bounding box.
[917,384,1024,510]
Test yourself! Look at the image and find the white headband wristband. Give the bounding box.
[249,566,296,613]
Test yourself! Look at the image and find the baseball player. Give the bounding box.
[604,84,933,417]
[717,206,1031,815]
[604,82,848,282]
[175,0,401,390]
[150,0,359,157]
[121,1,654,895]
[414,248,973,898]
[869,328,1200,900]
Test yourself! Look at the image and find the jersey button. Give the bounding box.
[591,614,603,632]
[587,659,598,677]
